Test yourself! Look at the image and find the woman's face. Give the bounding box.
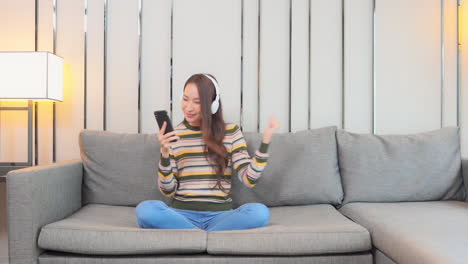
[182,82,202,126]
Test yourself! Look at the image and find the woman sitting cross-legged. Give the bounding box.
[136,73,280,232]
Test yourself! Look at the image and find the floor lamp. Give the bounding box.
[0,51,63,179]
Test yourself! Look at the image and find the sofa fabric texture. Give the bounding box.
[340,201,468,264]
[38,204,207,255]
[374,249,398,264]
[7,126,468,264]
[336,127,465,204]
[462,158,468,202]
[80,127,344,208]
[207,204,370,255]
[232,126,343,207]
[79,130,171,206]
[38,252,373,264]
[38,204,370,256]
[7,160,83,264]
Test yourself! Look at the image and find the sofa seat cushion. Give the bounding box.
[37,204,207,255]
[340,201,468,264]
[207,204,371,255]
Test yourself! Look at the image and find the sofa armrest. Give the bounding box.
[7,160,83,264]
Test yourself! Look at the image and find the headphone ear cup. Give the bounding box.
[211,99,219,114]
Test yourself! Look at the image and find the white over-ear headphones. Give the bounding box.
[181,73,220,115]
[203,74,220,114]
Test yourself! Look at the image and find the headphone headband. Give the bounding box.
[203,74,220,114]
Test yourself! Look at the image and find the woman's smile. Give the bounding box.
[186,113,197,119]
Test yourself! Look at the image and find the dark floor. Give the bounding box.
[1,182,8,264]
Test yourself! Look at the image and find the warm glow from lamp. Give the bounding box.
[0,51,63,101]
[460,2,463,49]
[459,0,468,51]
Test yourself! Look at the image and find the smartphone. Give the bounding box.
[154,110,177,142]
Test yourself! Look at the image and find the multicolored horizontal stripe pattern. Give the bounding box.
[157,119,270,211]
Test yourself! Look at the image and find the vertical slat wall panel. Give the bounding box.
[37,0,54,52]
[309,0,343,129]
[460,0,468,156]
[140,0,171,134]
[259,0,290,133]
[0,0,35,163]
[0,0,35,51]
[290,0,309,132]
[1,0,464,158]
[375,0,441,134]
[55,0,85,161]
[443,0,458,127]
[172,0,241,126]
[86,0,105,130]
[241,0,259,132]
[37,0,54,165]
[344,0,373,133]
[106,0,139,133]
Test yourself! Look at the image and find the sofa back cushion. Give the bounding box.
[231,126,344,207]
[80,126,344,207]
[337,127,465,204]
[79,130,171,206]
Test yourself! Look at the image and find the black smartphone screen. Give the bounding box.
[154,110,176,142]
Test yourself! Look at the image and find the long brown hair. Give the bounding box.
[183,74,230,193]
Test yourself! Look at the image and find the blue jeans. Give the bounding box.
[135,200,270,232]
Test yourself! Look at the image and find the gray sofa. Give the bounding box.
[6,126,468,264]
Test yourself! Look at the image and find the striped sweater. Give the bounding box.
[158,119,270,211]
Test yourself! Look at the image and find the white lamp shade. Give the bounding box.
[0,52,63,101]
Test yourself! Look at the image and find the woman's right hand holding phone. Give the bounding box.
[158,121,180,158]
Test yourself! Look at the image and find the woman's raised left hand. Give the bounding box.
[262,115,280,144]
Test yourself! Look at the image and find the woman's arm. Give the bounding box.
[158,153,178,197]
[231,124,270,188]
[232,115,279,187]
[157,121,180,197]
[262,114,280,144]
